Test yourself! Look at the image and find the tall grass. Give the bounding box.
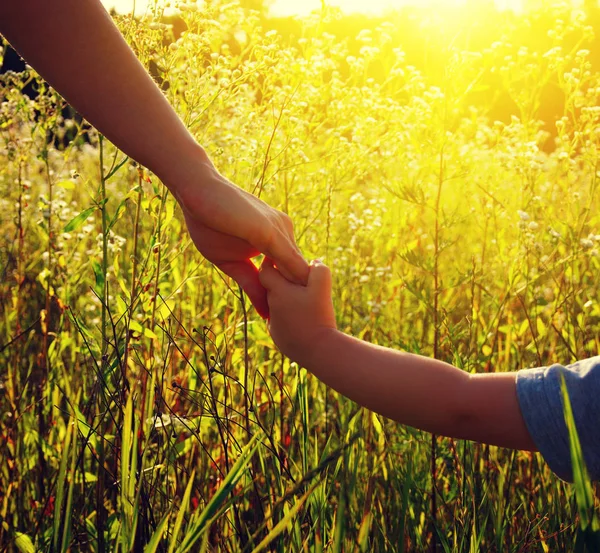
[1,0,599,551]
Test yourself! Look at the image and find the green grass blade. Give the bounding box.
[53,417,73,552]
[120,395,133,550]
[560,374,600,551]
[250,483,317,553]
[559,375,597,530]
[167,469,196,553]
[144,514,170,553]
[60,421,78,552]
[357,512,372,553]
[297,367,309,475]
[176,434,261,553]
[332,483,346,553]
[397,455,412,553]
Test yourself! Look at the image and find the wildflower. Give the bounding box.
[549,228,561,239]
[517,210,530,221]
[543,46,562,58]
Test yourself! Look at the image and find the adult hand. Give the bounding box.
[168,157,309,318]
[0,0,309,317]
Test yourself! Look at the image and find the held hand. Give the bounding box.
[167,157,310,318]
[182,214,269,316]
[259,259,337,359]
[0,0,307,318]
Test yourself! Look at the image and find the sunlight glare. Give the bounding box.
[271,0,523,17]
[102,0,525,16]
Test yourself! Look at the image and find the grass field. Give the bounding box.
[1,1,600,551]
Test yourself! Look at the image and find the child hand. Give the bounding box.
[259,259,337,362]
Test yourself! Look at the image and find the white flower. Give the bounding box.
[549,228,561,239]
[517,210,530,221]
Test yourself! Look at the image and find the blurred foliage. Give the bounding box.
[1,0,599,551]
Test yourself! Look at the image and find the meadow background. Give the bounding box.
[1,0,600,551]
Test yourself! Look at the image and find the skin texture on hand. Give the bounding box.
[173,162,309,317]
[0,0,309,317]
[260,260,536,452]
[259,259,337,358]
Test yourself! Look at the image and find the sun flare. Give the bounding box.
[270,0,524,17]
[102,0,526,16]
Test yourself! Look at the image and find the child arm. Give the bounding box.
[303,329,536,450]
[260,260,537,451]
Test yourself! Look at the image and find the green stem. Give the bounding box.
[96,133,108,553]
[123,170,143,387]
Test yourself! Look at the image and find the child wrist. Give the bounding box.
[289,326,338,367]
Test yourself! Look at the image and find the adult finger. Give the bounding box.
[218,259,269,319]
[262,222,309,286]
[258,257,290,293]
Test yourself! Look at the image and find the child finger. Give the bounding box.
[308,260,332,292]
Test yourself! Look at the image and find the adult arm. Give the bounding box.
[0,0,309,316]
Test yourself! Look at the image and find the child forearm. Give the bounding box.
[301,329,537,451]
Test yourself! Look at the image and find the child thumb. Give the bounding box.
[308,260,332,291]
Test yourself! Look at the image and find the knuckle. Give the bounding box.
[257,226,277,253]
[281,213,294,232]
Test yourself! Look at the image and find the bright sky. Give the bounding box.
[102,0,525,17]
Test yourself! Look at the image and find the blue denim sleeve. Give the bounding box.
[516,356,600,482]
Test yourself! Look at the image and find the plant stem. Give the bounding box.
[123,170,143,388]
[430,136,446,553]
[96,133,108,553]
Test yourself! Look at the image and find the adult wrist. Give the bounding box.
[152,139,214,194]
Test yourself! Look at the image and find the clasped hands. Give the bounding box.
[169,157,312,319]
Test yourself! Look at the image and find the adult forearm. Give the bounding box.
[0,0,205,186]
[301,329,536,450]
